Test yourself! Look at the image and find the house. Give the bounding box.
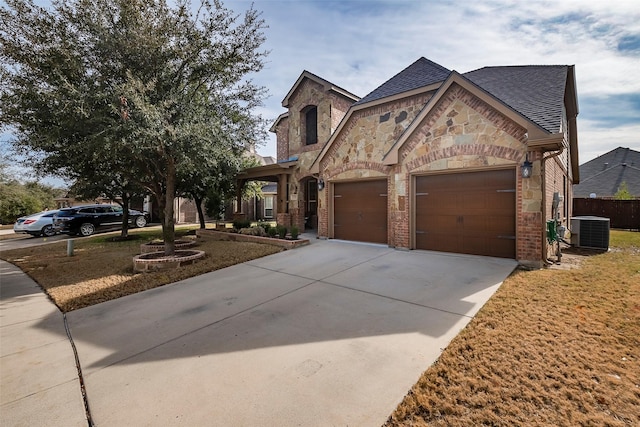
[238,58,580,267]
[573,147,640,198]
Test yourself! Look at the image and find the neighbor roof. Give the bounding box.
[573,147,640,197]
[354,57,451,105]
[463,66,570,134]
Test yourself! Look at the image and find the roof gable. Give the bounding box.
[354,57,450,105]
[382,72,537,165]
[281,70,359,108]
[463,65,570,134]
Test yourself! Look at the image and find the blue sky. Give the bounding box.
[228,0,640,164]
[3,0,640,185]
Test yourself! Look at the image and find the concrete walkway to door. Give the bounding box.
[60,238,515,425]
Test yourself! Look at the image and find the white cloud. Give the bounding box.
[228,0,639,162]
[577,119,640,163]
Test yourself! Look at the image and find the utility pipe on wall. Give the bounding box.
[540,146,564,265]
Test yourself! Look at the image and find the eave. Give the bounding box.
[281,71,359,108]
[237,160,298,181]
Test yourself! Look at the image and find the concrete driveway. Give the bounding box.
[62,238,516,426]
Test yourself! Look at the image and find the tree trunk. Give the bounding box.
[120,193,130,238]
[162,165,177,256]
[195,196,206,229]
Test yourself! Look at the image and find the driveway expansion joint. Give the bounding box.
[317,280,475,319]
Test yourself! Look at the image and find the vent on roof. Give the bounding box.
[570,216,610,250]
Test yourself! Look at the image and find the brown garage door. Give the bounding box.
[415,169,516,258]
[334,180,387,244]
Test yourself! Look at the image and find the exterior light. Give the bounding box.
[317,178,325,191]
[521,154,533,178]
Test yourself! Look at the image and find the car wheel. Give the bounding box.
[79,223,95,237]
[41,225,56,237]
[134,215,147,228]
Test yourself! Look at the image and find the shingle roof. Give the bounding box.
[463,66,569,134]
[261,184,277,193]
[573,147,640,197]
[354,57,451,105]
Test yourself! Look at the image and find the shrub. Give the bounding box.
[267,227,277,238]
[233,218,251,230]
[276,224,287,239]
[239,226,266,236]
[290,225,299,240]
[257,221,271,233]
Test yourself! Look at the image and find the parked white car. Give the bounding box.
[13,210,60,237]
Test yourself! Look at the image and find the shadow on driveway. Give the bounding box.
[35,240,517,425]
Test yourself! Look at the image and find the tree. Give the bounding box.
[1,0,268,254]
[0,153,62,223]
[72,173,147,238]
[614,181,634,200]
[183,151,242,229]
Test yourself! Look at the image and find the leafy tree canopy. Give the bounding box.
[614,181,634,200]
[1,0,269,253]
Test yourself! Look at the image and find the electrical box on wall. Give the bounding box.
[570,216,610,250]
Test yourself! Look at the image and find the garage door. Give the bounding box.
[415,169,516,258]
[334,180,387,244]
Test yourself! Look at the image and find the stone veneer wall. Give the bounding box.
[276,77,356,232]
[518,150,543,263]
[275,116,289,162]
[318,83,547,265]
[317,94,431,240]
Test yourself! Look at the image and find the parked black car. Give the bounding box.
[53,204,147,237]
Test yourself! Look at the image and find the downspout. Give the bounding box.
[540,146,564,265]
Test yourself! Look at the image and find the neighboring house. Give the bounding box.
[573,147,640,198]
[238,57,580,267]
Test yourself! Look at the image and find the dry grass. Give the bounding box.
[0,228,282,312]
[387,230,640,426]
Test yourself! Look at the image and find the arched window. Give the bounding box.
[303,106,318,145]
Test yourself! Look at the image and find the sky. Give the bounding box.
[227,0,640,165]
[2,0,640,186]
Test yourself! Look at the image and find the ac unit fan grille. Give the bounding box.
[576,218,610,249]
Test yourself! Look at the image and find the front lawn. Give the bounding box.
[0,227,282,312]
[387,230,640,426]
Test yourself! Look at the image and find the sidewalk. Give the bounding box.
[0,260,87,426]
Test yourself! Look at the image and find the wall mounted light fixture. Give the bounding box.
[521,153,533,178]
[317,178,325,191]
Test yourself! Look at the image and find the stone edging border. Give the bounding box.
[196,229,310,250]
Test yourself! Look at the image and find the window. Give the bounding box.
[303,106,318,145]
[264,196,274,218]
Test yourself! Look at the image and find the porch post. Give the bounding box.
[276,173,291,227]
[235,179,246,213]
